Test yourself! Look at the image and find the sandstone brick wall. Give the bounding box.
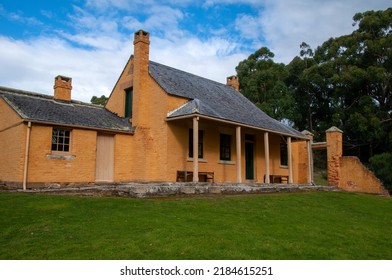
[268,133,290,178]
[339,156,388,195]
[326,127,343,186]
[325,126,387,195]
[0,99,25,183]
[26,125,97,183]
[105,58,134,117]
[292,140,310,184]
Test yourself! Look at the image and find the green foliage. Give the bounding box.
[369,153,392,192]
[236,7,392,161]
[236,47,295,122]
[1,192,392,259]
[90,95,108,106]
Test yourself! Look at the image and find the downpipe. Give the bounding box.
[23,121,32,191]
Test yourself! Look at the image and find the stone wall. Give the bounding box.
[326,127,342,187]
[8,182,338,198]
[339,156,388,195]
[0,99,25,183]
[325,127,388,195]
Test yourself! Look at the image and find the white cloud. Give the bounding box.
[150,35,246,83]
[85,0,140,11]
[234,13,262,40]
[203,0,263,8]
[59,32,123,51]
[0,36,130,102]
[259,0,392,63]
[123,16,143,31]
[0,4,43,27]
[1,0,390,104]
[143,6,185,32]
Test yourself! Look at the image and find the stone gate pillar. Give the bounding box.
[326,126,343,187]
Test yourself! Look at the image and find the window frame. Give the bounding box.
[124,87,133,118]
[188,129,204,159]
[280,142,288,167]
[219,133,232,161]
[51,128,71,154]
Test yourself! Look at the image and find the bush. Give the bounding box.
[369,153,392,193]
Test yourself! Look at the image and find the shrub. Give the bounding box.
[369,153,392,193]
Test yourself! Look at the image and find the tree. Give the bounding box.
[286,43,318,132]
[91,95,108,106]
[369,153,392,193]
[310,8,392,159]
[236,47,296,122]
[236,8,392,162]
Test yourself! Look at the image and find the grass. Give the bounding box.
[0,191,391,260]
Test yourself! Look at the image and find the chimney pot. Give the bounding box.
[54,75,72,101]
[226,75,239,91]
[134,29,150,45]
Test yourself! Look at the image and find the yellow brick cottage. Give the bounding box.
[0,30,313,190]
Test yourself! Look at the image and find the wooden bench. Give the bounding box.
[264,175,289,184]
[177,171,214,183]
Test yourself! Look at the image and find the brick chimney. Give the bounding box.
[132,30,150,127]
[226,75,239,91]
[133,30,150,76]
[54,75,72,101]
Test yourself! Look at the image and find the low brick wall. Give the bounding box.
[3,182,340,198]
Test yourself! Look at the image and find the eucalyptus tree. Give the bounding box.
[236,47,296,123]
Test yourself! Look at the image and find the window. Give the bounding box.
[51,128,71,152]
[189,129,203,159]
[220,134,231,161]
[124,88,133,118]
[280,143,288,166]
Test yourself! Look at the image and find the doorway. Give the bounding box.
[245,135,255,180]
[95,134,114,182]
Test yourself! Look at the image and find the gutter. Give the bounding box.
[23,121,32,191]
[23,119,135,135]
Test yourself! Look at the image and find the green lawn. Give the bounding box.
[0,191,391,260]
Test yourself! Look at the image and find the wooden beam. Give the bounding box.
[166,114,309,140]
[288,136,293,184]
[236,126,242,183]
[264,132,270,183]
[307,140,313,184]
[193,116,199,182]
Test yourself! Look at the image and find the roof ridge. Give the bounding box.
[149,60,228,88]
[0,85,102,109]
[0,86,52,100]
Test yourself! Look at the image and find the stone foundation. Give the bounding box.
[1,182,339,198]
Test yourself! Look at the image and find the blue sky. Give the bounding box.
[0,0,390,102]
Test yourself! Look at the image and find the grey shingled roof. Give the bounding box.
[0,87,132,133]
[149,61,306,138]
